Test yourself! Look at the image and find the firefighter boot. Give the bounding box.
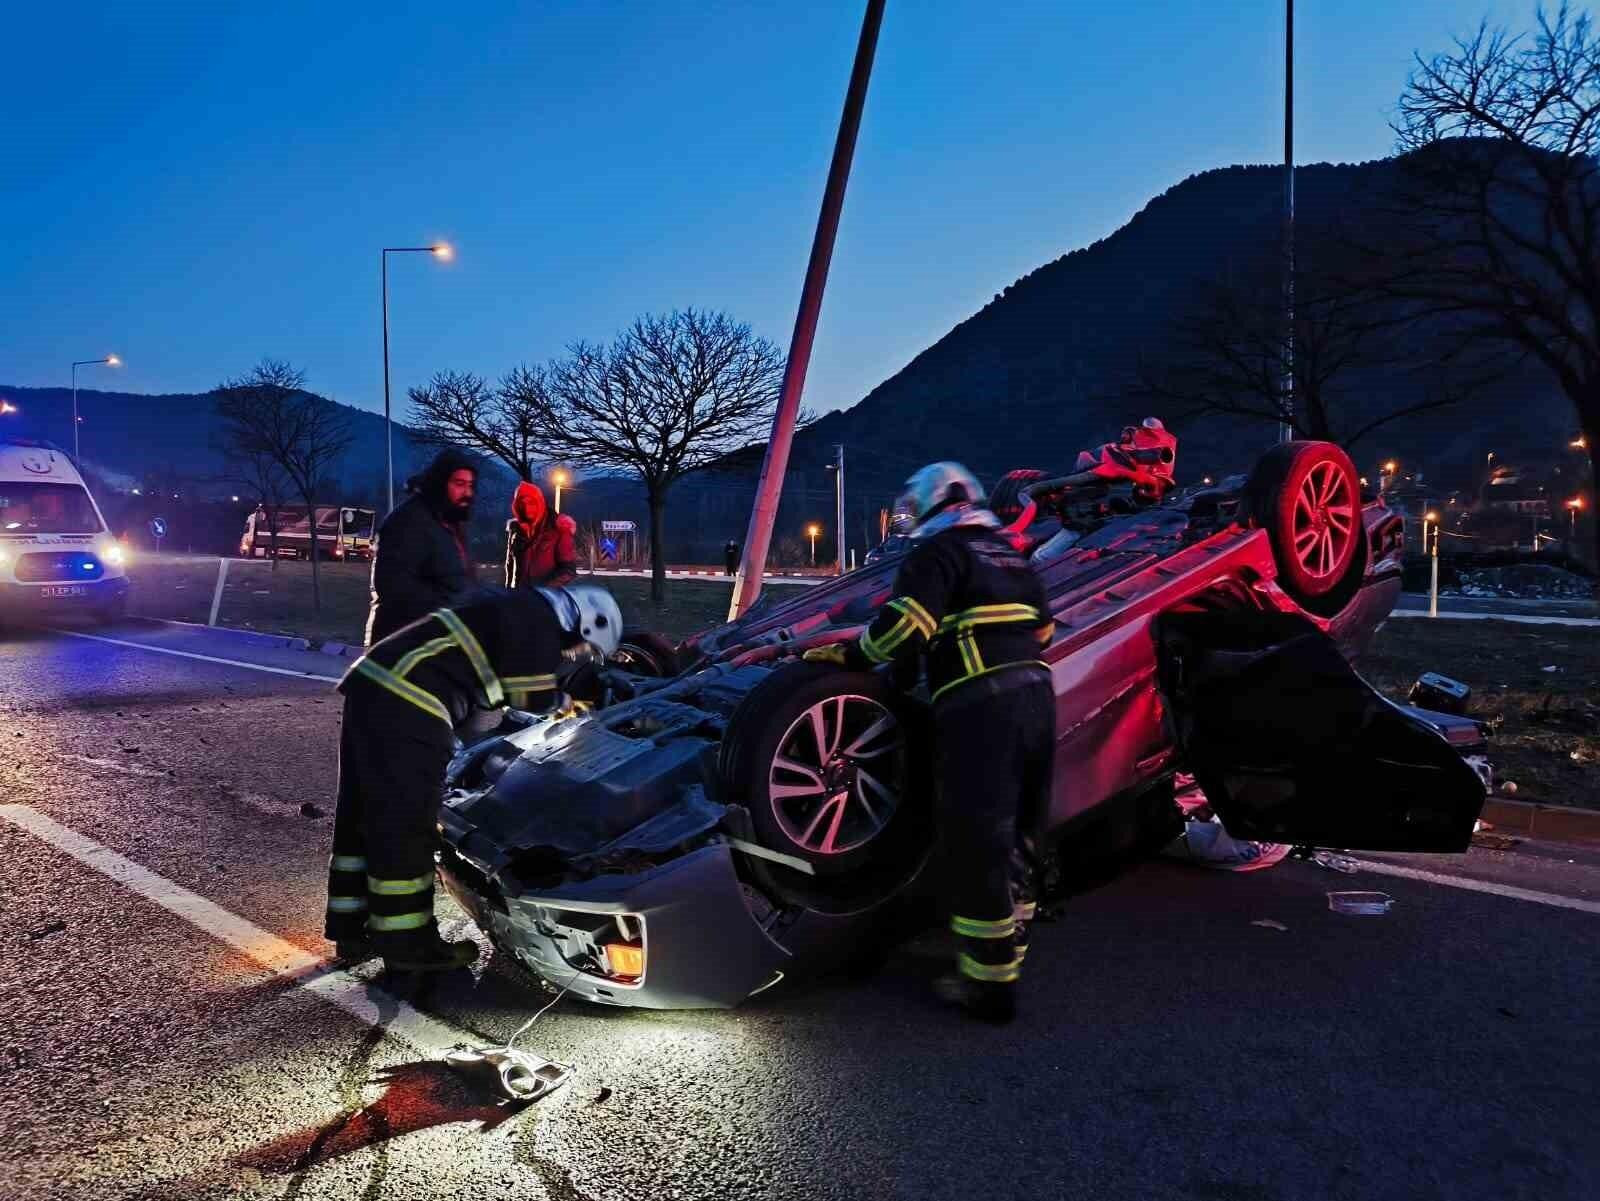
[933,973,1017,1024]
[377,925,480,974]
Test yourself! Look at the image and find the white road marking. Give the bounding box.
[1350,857,1600,916]
[1389,610,1600,628]
[46,628,341,683]
[0,805,472,1056]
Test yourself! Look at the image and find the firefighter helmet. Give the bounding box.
[538,584,624,659]
[896,462,986,528]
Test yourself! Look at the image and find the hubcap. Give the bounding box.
[768,695,904,856]
[1292,461,1356,580]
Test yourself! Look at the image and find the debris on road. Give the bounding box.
[1250,919,1288,931]
[26,920,67,940]
[1296,849,1360,873]
[299,802,326,819]
[1328,891,1394,915]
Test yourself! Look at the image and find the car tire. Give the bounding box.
[609,631,681,677]
[1245,441,1365,611]
[990,468,1047,526]
[720,662,932,903]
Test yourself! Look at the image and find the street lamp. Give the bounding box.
[1568,496,1585,540]
[806,523,822,566]
[551,468,570,514]
[0,400,17,415]
[70,355,120,461]
[381,243,452,513]
[1424,510,1441,618]
[1572,435,1587,450]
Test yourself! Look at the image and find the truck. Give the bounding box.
[238,504,376,562]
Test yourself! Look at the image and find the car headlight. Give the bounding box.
[102,544,127,567]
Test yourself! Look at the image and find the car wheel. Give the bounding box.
[1246,441,1364,611]
[609,631,681,677]
[990,468,1047,526]
[720,663,932,908]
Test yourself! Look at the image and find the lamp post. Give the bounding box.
[807,523,822,566]
[1424,510,1440,618]
[0,401,17,415]
[823,444,845,575]
[1568,496,1585,544]
[381,243,452,513]
[70,355,120,461]
[551,468,570,514]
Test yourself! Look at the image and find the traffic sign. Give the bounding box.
[601,520,636,532]
[149,517,168,539]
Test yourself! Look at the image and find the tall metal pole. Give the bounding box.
[382,250,393,514]
[1279,0,1295,444]
[834,443,846,575]
[71,362,80,462]
[728,0,886,619]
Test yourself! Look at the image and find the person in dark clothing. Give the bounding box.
[325,583,624,972]
[365,450,478,645]
[805,462,1054,1024]
[504,481,578,589]
[724,540,740,576]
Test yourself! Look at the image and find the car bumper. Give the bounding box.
[0,576,128,615]
[438,840,791,1009]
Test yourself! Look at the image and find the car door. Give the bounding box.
[1154,609,1485,851]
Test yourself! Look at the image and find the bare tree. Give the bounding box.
[407,366,553,482]
[546,310,786,602]
[1133,235,1496,448]
[214,360,354,612]
[1385,3,1600,562]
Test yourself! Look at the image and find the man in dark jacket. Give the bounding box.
[365,449,478,645]
[504,481,578,589]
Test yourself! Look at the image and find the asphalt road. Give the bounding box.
[2,619,1597,1201]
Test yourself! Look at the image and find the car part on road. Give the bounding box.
[1327,891,1394,915]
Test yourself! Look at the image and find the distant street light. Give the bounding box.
[1568,496,1585,540]
[381,243,452,513]
[71,356,121,461]
[806,523,822,566]
[1573,435,1588,450]
[0,400,17,415]
[1424,510,1441,618]
[551,468,570,514]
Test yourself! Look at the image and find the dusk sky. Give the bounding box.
[5,1,1529,418]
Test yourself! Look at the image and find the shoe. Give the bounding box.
[933,973,1016,1025]
[333,938,377,963]
[380,931,480,973]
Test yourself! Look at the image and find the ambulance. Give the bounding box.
[0,437,129,622]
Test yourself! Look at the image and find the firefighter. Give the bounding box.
[504,481,579,589]
[805,463,1054,1023]
[324,583,623,972]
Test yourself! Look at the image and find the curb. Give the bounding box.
[137,616,313,653]
[1482,797,1600,845]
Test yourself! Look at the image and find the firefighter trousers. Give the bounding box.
[931,665,1054,985]
[323,688,455,947]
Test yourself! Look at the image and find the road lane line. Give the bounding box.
[45,628,341,683]
[0,805,473,1056]
[1350,857,1600,916]
[1388,610,1600,627]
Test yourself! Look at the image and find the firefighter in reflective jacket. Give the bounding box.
[805,462,1054,1023]
[324,584,623,972]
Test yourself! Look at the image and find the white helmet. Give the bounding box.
[896,462,985,528]
[537,584,623,659]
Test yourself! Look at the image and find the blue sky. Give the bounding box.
[3,1,1532,417]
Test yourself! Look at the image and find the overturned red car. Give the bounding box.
[437,431,1487,1009]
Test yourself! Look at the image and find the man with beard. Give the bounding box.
[364,449,478,645]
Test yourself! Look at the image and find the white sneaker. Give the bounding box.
[1162,818,1290,872]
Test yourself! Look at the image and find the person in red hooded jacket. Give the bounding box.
[504,481,578,589]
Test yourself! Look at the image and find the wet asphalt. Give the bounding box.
[1,619,1596,1201]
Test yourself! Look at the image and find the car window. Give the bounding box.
[0,483,103,534]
